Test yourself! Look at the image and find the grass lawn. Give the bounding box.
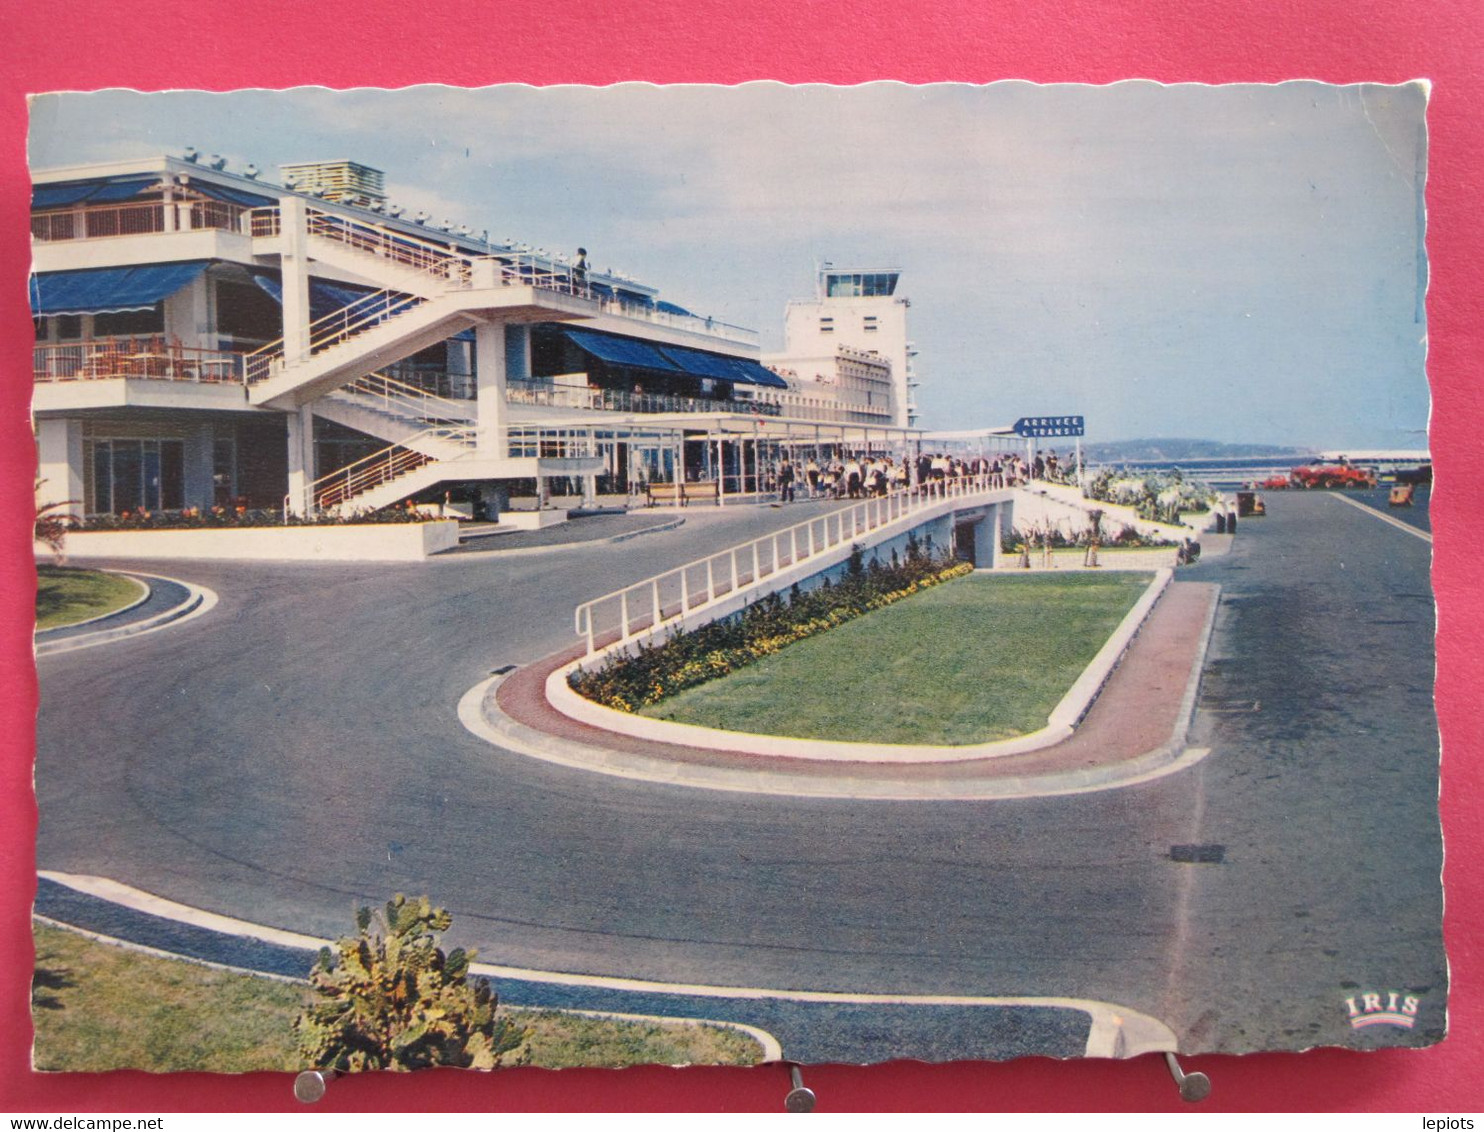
[641,572,1153,744]
[35,565,142,631]
[30,921,764,1072]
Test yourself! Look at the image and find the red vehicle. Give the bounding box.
[1288,463,1378,489]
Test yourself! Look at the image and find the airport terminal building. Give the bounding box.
[30,154,935,524]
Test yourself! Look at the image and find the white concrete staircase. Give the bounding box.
[317,373,475,459]
[246,291,482,409]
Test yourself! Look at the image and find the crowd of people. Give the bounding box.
[765,448,1079,502]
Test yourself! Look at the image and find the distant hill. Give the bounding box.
[1080,438,1315,463]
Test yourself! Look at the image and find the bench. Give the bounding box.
[646,482,685,507]
[645,480,721,507]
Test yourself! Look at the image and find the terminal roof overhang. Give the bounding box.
[29,261,213,316]
[558,327,788,389]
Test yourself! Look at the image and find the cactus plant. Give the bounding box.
[294,894,527,1072]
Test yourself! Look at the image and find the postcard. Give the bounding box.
[28,82,1441,1074]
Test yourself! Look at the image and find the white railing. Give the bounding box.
[596,297,758,346]
[304,426,476,512]
[505,378,783,418]
[243,288,427,383]
[33,338,248,383]
[573,473,1001,654]
[31,198,248,242]
[332,371,475,428]
[246,204,759,346]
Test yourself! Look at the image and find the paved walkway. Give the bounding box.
[490,578,1220,798]
[443,511,685,553]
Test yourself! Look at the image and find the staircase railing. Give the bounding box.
[572,474,1001,655]
[307,426,476,511]
[332,371,474,428]
[304,208,475,285]
[243,289,427,384]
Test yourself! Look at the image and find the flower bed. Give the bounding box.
[570,536,973,712]
[72,504,434,531]
[1083,467,1219,524]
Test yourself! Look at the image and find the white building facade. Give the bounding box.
[30,153,856,521]
[768,266,920,428]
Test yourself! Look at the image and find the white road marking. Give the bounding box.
[1330,492,1433,543]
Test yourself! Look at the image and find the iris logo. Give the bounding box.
[1344,990,1420,1029]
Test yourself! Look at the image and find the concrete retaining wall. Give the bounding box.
[58,520,461,562]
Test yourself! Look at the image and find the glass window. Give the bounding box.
[114,440,143,512]
[160,440,184,510]
[87,437,185,513]
[94,304,164,338]
[212,437,237,508]
[55,314,82,340]
[142,444,162,509]
[91,440,112,514]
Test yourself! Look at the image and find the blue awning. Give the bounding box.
[251,273,396,322]
[659,343,745,382]
[561,327,680,372]
[655,299,693,317]
[30,261,211,317]
[31,177,159,210]
[725,358,790,389]
[190,182,277,209]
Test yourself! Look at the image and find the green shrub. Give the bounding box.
[570,538,973,711]
[1083,465,1218,524]
[295,895,527,1073]
[75,504,433,531]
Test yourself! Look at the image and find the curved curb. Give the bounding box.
[33,884,782,1064]
[544,569,1172,764]
[35,571,219,656]
[33,570,151,638]
[37,871,1174,1062]
[549,1008,783,1064]
[462,673,1212,802]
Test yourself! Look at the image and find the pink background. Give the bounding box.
[2,1,1480,1112]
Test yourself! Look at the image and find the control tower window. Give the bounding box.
[825,272,899,298]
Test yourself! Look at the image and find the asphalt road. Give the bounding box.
[33,491,1444,1059]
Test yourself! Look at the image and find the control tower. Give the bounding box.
[779,265,920,427]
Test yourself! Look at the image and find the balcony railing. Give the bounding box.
[506,378,782,418]
[246,204,758,346]
[33,338,248,383]
[31,199,249,242]
[595,297,758,346]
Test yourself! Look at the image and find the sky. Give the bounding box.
[27,82,1430,449]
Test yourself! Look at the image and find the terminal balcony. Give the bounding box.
[505,378,782,418]
[33,337,249,384]
[31,198,249,243]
